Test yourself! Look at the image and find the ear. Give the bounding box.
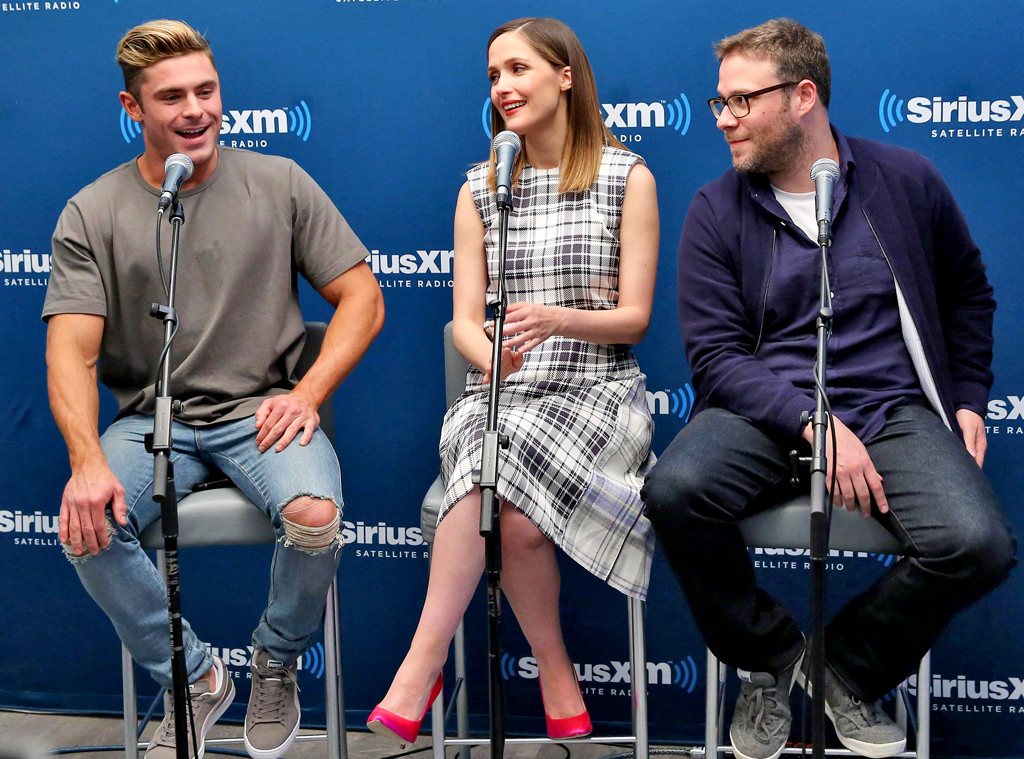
[120,91,144,122]
[559,66,572,92]
[793,79,818,117]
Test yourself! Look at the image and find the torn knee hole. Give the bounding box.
[281,498,341,552]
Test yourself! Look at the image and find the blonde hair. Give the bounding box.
[116,20,215,103]
[486,18,624,194]
[714,18,831,109]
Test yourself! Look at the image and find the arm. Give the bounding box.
[450,182,523,383]
[46,313,128,555]
[255,261,384,452]
[679,189,815,439]
[500,163,660,352]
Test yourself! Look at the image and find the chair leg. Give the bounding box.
[454,617,470,759]
[122,644,140,759]
[705,648,724,759]
[323,576,346,759]
[628,596,648,759]
[917,651,931,759]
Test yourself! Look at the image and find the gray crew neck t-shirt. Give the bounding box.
[43,147,369,425]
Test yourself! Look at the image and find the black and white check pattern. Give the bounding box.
[438,147,655,598]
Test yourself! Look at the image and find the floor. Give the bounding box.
[0,710,690,759]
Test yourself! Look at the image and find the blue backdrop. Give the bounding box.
[2,2,1022,757]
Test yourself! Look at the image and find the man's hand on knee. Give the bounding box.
[254,393,320,453]
[59,458,127,556]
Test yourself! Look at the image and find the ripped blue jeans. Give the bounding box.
[66,413,344,688]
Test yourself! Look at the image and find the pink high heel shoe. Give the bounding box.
[367,673,443,747]
[540,675,593,740]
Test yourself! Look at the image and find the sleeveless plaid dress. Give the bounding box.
[438,146,655,598]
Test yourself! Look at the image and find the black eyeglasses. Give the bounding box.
[707,81,800,119]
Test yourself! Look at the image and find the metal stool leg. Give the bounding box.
[705,648,720,759]
[629,596,648,759]
[917,651,930,759]
[122,644,140,759]
[324,576,345,759]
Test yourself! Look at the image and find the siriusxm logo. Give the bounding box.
[206,643,327,679]
[501,654,699,692]
[987,396,1024,421]
[480,93,691,138]
[0,510,59,535]
[119,101,313,144]
[754,547,898,568]
[879,89,1024,133]
[647,385,695,421]
[1,249,51,274]
[910,672,1024,702]
[366,249,454,276]
[341,520,425,547]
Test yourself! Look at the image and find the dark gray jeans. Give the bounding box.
[642,403,1016,700]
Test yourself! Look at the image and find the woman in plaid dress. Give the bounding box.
[369,17,659,743]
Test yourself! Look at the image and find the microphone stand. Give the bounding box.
[473,195,513,759]
[145,200,195,759]
[807,224,834,759]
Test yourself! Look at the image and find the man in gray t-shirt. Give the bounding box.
[43,20,383,759]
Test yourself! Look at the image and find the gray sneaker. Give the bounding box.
[146,657,235,759]
[244,648,301,759]
[729,648,805,759]
[798,658,906,758]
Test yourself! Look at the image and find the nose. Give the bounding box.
[181,92,203,119]
[716,106,739,132]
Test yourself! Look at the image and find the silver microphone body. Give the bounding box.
[492,130,522,210]
[810,157,840,246]
[158,153,195,213]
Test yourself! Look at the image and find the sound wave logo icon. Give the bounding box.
[664,93,691,135]
[870,552,897,568]
[302,642,326,679]
[647,384,696,422]
[287,100,313,142]
[501,652,518,680]
[120,110,142,144]
[878,89,905,133]
[672,655,699,693]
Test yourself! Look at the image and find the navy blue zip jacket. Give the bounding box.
[677,128,994,441]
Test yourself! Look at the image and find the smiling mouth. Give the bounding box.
[503,101,525,112]
[176,126,208,138]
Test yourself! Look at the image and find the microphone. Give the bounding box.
[158,153,195,213]
[810,158,840,246]
[492,130,522,209]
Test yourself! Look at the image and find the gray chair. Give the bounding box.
[421,321,649,759]
[121,322,346,759]
[705,496,930,759]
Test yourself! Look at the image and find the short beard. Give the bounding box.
[734,108,806,176]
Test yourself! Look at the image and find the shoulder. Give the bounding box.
[66,159,142,207]
[846,135,941,181]
[600,145,644,176]
[218,146,303,181]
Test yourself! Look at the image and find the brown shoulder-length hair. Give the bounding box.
[486,17,625,195]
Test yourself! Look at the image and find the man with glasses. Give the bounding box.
[641,18,1015,759]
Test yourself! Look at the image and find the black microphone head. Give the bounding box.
[492,130,522,157]
[164,153,195,181]
[810,157,839,183]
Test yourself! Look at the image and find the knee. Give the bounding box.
[499,506,549,554]
[281,496,341,553]
[640,456,708,529]
[931,516,1017,593]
